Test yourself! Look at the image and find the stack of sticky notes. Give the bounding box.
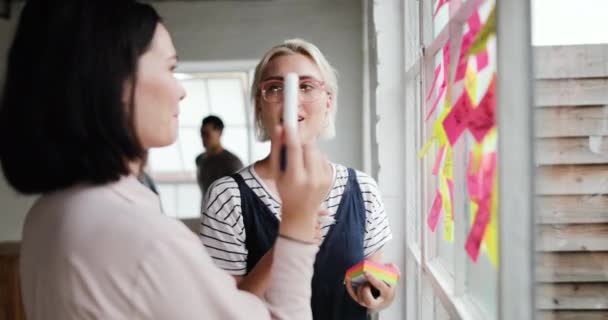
[346,260,400,288]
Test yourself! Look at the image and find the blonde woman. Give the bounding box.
[200,39,398,319]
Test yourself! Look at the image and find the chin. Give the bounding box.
[146,134,177,149]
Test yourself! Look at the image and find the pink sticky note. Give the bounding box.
[468,11,482,33]
[468,151,497,201]
[455,32,474,81]
[427,191,443,232]
[468,77,496,142]
[442,93,473,146]
[425,84,446,122]
[467,172,480,201]
[480,152,497,197]
[426,65,442,102]
[476,51,489,71]
[432,146,446,176]
[466,9,490,72]
[433,0,449,17]
[443,42,451,69]
[465,197,490,262]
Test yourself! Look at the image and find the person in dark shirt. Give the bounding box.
[195,115,243,210]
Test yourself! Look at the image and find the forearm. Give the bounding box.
[235,248,275,297]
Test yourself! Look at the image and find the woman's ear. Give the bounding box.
[255,97,262,115]
[326,94,333,112]
[122,78,134,107]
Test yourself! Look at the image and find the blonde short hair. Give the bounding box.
[251,39,339,141]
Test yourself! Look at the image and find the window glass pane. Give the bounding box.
[157,184,177,218]
[462,1,498,317]
[250,136,271,164]
[148,69,254,219]
[428,49,454,275]
[178,128,203,172]
[222,126,250,166]
[176,183,201,219]
[148,142,182,172]
[207,78,247,126]
[432,0,450,38]
[179,79,209,127]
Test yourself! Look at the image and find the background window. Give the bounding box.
[147,71,270,219]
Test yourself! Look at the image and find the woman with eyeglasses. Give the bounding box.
[1,2,331,319]
[200,39,398,320]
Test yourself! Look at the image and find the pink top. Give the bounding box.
[20,175,317,319]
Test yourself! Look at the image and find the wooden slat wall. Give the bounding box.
[535,44,608,320]
[0,242,25,320]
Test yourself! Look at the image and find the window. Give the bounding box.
[404,0,499,318]
[147,62,269,219]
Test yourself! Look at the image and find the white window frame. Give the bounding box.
[400,0,535,319]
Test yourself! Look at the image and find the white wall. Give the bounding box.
[0,1,363,241]
[366,0,407,319]
[153,0,364,168]
[0,3,37,242]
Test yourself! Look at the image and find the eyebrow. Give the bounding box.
[262,75,318,81]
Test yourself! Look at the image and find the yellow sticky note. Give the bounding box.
[465,65,478,106]
[418,136,436,158]
[470,142,483,174]
[482,127,498,152]
[468,4,496,56]
[434,104,451,147]
[440,174,454,242]
[485,173,499,267]
[469,200,479,226]
[442,147,453,180]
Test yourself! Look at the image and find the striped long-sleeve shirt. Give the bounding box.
[200,163,393,275]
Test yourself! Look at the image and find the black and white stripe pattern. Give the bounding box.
[199,164,392,275]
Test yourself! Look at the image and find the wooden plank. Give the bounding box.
[0,242,19,256]
[0,253,25,320]
[534,44,608,79]
[537,283,608,310]
[536,195,608,224]
[537,310,608,320]
[536,138,608,165]
[537,165,608,195]
[536,105,608,138]
[536,252,608,282]
[537,224,608,252]
[535,79,608,107]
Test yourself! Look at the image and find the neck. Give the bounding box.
[256,137,329,178]
[128,159,143,176]
[207,145,224,155]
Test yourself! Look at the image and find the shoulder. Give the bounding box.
[195,153,206,164]
[207,175,239,192]
[331,163,379,192]
[24,183,194,271]
[354,169,379,191]
[224,149,243,162]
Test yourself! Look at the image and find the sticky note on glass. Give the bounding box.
[346,260,400,288]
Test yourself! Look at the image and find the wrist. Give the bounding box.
[279,212,316,243]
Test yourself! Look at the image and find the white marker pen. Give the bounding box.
[281,73,298,171]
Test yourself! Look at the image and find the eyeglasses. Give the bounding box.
[259,78,328,104]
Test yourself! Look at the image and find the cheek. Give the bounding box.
[132,76,179,148]
[259,103,279,123]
